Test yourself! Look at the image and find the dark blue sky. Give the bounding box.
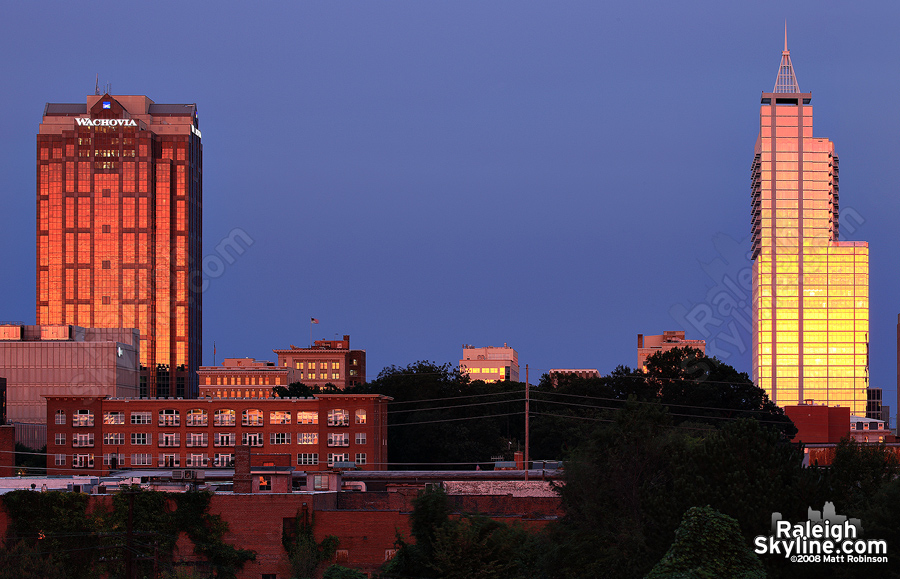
[1,2,898,413]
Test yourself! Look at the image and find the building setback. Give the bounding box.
[751,39,869,413]
[37,94,202,398]
[45,394,389,475]
[197,358,290,399]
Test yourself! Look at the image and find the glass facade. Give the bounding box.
[751,51,868,414]
[36,95,202,397]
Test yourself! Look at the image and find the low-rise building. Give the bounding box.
[460,344,519,382]
[637,331,705,370]
[0,324,139,432]
[198,358,289,398]
[273,335,366,389]
[548,369,600,387]
[45,394,389,475]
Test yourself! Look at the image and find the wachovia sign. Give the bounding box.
[75,118,137,127]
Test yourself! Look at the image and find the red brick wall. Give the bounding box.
[0,426,16,477]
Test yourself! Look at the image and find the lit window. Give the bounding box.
[214,409,236,426]
[355,409,366,425]
[73,409,94,427]
[297,411,318,424]
[297,433,318,445]
[187,409,207,426]
[270,411,291,424]
[103,411,125,425]
[103,433,125,445]
[242,409,264,426]
[259,476,272,491]
[158,409,180,427]
[327,409,349,427]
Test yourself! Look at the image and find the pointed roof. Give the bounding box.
[773,24,800,93]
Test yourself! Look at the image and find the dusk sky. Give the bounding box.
[2,2,898,411]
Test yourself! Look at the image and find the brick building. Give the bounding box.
[197,358,289,399]
[272,336,366,390]
[45,394,389,475]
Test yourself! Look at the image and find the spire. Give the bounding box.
[773,23,800,93]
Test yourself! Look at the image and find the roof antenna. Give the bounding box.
[95,75,100,96]
[784,20,788,52]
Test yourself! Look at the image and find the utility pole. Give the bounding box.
[525,364,529,482]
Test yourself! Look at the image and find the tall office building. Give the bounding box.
[751,39,868,414]
[37,94,202,398]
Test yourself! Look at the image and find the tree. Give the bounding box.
[646,506,765,579]
[283,509,339,579]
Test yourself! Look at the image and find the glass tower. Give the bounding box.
[37,94,202,398]
[751,41,868,414]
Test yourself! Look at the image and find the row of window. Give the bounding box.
[56,452,366,468]
[55,432,367,447]
[58,408,366,427]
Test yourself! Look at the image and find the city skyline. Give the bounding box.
[1,4,899,414]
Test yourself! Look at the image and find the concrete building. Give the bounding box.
[37,94,203,398]
[198,358,290,399]
[272,335,366,390]
[637,331,705,370]
[45,393,389,475]
[460,344,519,383]
[0,324,138,429]
[849,415,890,443]
[750,39,869,413]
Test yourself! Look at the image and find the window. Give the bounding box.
[73,433,94,448]
[355,409,366,425]
[73,409,94,427]
[332,373,339,380]
[312,474,329,490]
[355,433,366,445]
[102,260,110,269]
[159,409,180,426]
[270,432,291,445]
[55,454,66,466]
[159,433,180,447]
[327,453,349,467]
[327,433,349,447]
[242,432,263,447]
[270,410,291,424]
[297,433,318,445]
[103,411,125,425]
[214,453,234,467]
[131,453,153,466]
[187,408,207,426]
[214,433,235,447]
[355,453,366,465]
[385,549,398,561]
[103,453,124,467]
[242,409,264,426]
[187,454,208,467]
[131,411,152,425]
[298,453,319,466]
[131,432,149,445]
[73,454,94,468]
[54,433,66,445]
[214,409,235,426]
[104,433,125,445]
[159,454,180,468]
[297,411,318,424]
[327,409,349,427]
[258,476,271,491]
[55,410,66,425]
[187,433,208,447]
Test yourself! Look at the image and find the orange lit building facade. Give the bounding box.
[37,94,202,399]
[272,336,366,390]
[460,344,519,383]
[45,394,389,475]
[198,358,289,399]
[751,43,868,413]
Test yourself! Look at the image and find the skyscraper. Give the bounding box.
[751,39,868,414]
[37,94,202,398]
